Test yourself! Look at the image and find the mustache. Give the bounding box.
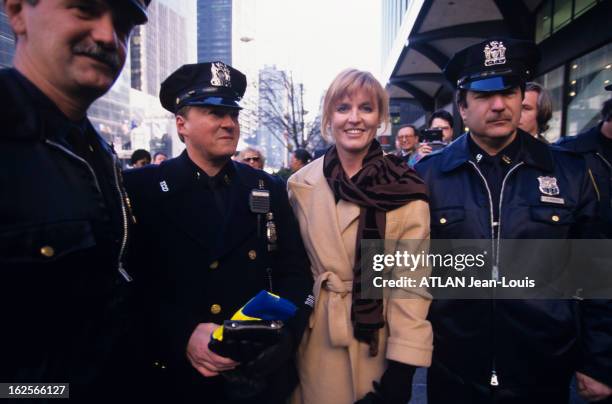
[486,115,512,123]
[72,42,122,72]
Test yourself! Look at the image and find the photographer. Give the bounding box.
[412,110,455,165]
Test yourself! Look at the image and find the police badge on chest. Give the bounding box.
[537,176,565,205]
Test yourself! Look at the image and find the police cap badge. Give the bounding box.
[444,37,540,92]
[160,62,247,113]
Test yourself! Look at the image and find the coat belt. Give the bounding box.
[313,271,353,348]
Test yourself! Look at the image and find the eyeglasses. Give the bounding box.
[243,156,261,162]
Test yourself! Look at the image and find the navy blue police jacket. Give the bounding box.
[123,152,313,402]
[557,123,612,237]
[415,130,612,390]
[0,68,136,403]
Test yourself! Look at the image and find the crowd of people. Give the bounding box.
[1,1,611,404]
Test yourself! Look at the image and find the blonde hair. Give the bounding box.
[321,69,389,140]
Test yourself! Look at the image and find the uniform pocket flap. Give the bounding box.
[431,207,466,226]
[0,220,96,263]
[529,206,575,225]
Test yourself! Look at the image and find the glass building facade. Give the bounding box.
[565,42,611,135]
[197,0,232,64]
[381,0,412,64]
[383,0,610,144]
[257,65,287,170]
[535,0,602,43]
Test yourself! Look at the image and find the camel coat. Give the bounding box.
[287,157,433,404]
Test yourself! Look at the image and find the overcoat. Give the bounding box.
[287,157,433,404]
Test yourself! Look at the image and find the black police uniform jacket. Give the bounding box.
[0,69,136,402]
[557,123,612,237]
[415,131,612,395]
[123,152,313,402]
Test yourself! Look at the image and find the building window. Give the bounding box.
[566,42,612,136]
[552,0,572,32]
[536,65,564,142]
[535,2,552,43]
[535,0,602,43]
[574,0,597,17]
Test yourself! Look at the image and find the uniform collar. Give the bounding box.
[10,69,88,134]
[0,68,107,151]
[160,151,241,194]
[468,131,521,166]
[439,129,554,173]
[192,155,237,189]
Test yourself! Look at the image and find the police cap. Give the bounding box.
[108,0,150,24]
[160,62,247,113]
[444,38,540,92]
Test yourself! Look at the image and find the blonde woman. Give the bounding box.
[288,69,433,403]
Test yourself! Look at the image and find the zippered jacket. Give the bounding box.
[557,123,612,237]
[415,130,612,392]
[0,68,136,402]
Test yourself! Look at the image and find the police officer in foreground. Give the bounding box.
[0,0,149,402]
[557,92,612,238]
[123,62,313,403]
[415,38,612,403]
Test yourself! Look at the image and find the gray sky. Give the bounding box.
[249,0,382,117]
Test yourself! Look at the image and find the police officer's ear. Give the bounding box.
[175,106,192,143]
[176,114,189,140]
[4,0,31,37]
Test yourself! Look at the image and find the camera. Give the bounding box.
[420,128,444,143]
[420,128,446,152]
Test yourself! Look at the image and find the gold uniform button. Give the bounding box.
[210,304,222,315]
[248,250,257,260]
[551,215,560,222]
[209,261,219,270]
[439,218,447,224]
[40,246,55,258]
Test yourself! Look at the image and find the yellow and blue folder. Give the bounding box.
[212,290,297,342]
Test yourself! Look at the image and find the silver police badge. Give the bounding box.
[537,176,560,196]
[484,41,507,67]
[210,62,231,87]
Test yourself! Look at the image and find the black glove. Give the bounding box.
[208,320,283,363]
[354,361,416,404]
[218,325,295,400]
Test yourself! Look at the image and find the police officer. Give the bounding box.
[557,91,612,238]
[415,38,612,403]
[123,62,313,404]
[0,0,149,403]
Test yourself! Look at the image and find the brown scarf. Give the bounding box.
[323,139,428,355]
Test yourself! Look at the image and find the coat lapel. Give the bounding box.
[289,159,355,273]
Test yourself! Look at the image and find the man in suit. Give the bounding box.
[123,62,313,404]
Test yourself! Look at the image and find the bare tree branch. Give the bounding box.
[258,68,327,154]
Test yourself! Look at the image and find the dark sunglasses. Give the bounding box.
[243,157,261,162]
